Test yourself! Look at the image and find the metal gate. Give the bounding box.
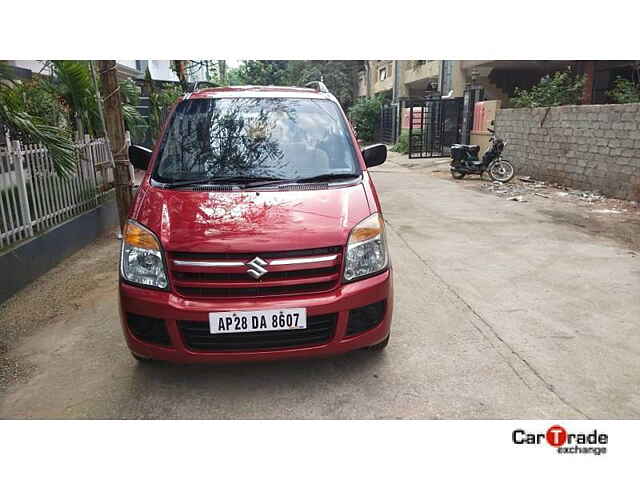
[408,97,463,158]
[378,104,398,144]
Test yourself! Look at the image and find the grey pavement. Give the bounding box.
[1,152,638,419]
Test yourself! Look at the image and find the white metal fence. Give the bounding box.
[0,134,114,249]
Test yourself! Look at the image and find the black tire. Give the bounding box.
[131,351,153,363]
[368,335,390,351]
[488,160,515,183]
[451,170,466,180]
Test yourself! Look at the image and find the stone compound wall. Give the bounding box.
[495,103,640,201]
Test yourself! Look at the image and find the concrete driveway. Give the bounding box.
[1,153,639,419]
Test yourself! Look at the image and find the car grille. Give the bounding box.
[179,313,337,351]
[168,246,343,299]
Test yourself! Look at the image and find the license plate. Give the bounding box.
[208,308,307,334]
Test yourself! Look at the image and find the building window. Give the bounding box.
[378,67,388,81]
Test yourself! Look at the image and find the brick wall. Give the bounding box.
[495,103,640,201]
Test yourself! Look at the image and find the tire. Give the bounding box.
[451,170,466,180]
[368,335,390,351]
[488,160,515,183]
[131,351,153,363]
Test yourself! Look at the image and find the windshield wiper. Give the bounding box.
[161,178,218,189]
[213,175,289,185]
[160,176,292,189]
[294,173,361,183]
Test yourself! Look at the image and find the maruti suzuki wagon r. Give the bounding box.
[120,83,393,363]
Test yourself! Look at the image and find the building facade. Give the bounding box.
[357,60,639,106]
[357,60,467,101]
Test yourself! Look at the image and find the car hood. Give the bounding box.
[133,183,372,253]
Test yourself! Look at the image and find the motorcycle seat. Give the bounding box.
[451,144,480,154]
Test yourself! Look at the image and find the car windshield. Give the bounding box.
[153,97,360,184]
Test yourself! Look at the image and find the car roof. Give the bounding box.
[185,85,338,102]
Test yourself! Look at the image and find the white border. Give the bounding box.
[2,1,639,59]
[2,420,637,479]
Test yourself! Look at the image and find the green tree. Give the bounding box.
[45,60,102,135]
[511,70,585,108]
[607,77,640,104]
[145,68,183,141]
[1,61,152,175]
[119,78,148,141]
[12,78,68,130]
[225,67,243,86]
[286,60,362,110]
[0,64,75,175]
[348,95,383,143]
[236,61,290,86]
[231,60,362,110]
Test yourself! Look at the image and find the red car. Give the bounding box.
[121,83,393,363]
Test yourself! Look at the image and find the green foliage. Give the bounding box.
[236,61,289,86]
[0,64,75,176]
[119,78,140,106]
[119,79,147,141]
[45,60,102,135]
[511,70,585,108]
[391,130,409,154]
[0,61,154,175]
[225,67,243,86]
[13,78,68,129]
[347,95,383,142]
[231,60,363,110]
[146,68,183,140]
[286,60,361,110]
[607,77,640,104]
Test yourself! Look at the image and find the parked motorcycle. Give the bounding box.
[449,128,515,182]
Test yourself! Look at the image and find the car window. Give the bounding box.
[153,97,359,183]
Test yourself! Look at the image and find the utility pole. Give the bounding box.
[97,60,133,231]
[89,61,106,137]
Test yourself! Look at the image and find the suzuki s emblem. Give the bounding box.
[246,256,268,279]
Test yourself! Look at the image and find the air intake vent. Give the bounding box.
[189,185,235,192]
[127,314,171,346]
[278,183,328,191]
[179,313,337,351]
[346,301,386,336]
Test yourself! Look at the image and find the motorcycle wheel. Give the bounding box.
[488,160,515,183]
[451,170,466,180]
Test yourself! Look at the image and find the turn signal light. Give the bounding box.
[124,221,161,250]
[348,213,384,245]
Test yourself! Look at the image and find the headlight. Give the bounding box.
[120,220,168,289]
[343,212,389,282]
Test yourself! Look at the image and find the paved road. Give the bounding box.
[1,154,639,419]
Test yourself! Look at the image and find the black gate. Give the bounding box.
[408,97,463,158]
[378,104,398,144]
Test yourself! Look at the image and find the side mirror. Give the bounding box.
[362,144,387,168]
[128,145,152,170]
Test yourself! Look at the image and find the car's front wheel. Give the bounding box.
[131,351,153,363]
[368,335,390,351]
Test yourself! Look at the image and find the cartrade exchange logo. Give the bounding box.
[512,425,608,455]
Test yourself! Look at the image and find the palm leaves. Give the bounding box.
[0,63,76,176]
[119,78,147,140]
[46,60,102,136]
[0,60,156,176]
[146,68,182,140]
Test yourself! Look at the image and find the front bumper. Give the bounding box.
[118,270,393,363]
